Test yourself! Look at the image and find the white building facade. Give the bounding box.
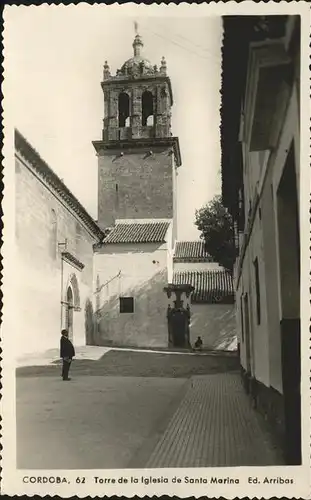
[173,241,236,350]
[15,130,103,357]
[221,16,301,464]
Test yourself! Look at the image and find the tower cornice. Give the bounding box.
[92,136,181,167]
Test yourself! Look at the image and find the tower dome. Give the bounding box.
[118,33,158,78]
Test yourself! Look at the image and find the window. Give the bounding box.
[118,92,130,127]
[253,258,261,325]
[142,91,154,126]
[75,221,82,252]
[119,297,134,314]
[240,295,244,342]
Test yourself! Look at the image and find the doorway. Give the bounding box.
[171,310,187,348]
[243,293,252,375]
[65,286,74,341]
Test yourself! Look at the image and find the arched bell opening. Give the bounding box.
[142,90,154,126]
[118,92,130,128]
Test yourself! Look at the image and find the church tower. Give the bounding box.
[93,28,181,233]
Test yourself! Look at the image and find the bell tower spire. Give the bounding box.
[132,21,143,57]
[93,29,181,230]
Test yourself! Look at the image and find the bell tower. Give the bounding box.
[93,27,181,232]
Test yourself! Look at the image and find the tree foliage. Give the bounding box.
[195,195,236,273]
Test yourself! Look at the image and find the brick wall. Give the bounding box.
[93,243,169,348]
[97,148,175,228]
[189,303,237,350]
[15,155,97,355]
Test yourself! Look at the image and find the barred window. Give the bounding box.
[119,297,134,314]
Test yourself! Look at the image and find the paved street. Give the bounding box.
[17,375,187,469]
[16,349,284,469]
[17,348,239,378]
[146,373,284,467]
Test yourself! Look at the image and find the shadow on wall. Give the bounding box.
[85,298,95,345]
[189,304,237,351]
[92,269,168,349]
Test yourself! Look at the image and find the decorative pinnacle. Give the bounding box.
[103,60,110,80]
[133,21,143,57]
[160,56,167,75]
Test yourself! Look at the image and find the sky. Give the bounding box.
[6,6,222,240]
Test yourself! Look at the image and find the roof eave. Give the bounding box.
[220,15,289,212]
[15,129,104,241]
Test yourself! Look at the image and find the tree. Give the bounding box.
[195,195,236,273]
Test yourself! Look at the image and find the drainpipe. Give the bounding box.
[60,257,64,329]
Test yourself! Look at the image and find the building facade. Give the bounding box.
[221,15,301,464]
[173,241,236,350]
[92,32,181,348]
[15,130,103,357]
[93,220,173,348]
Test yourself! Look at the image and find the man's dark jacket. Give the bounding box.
[60,336,75,359]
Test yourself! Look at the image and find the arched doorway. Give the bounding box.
[63,273,81,342]
[65,286,74,341]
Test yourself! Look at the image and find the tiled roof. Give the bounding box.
[104,220,170,244]
[174,241,212,262]
[15,130,104,241]
[173,270,234,304]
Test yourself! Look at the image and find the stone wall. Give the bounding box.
[103,80,172,141]
[15,154,97,356]
[97,148,175,228]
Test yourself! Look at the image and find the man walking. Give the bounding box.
[60,329,75,381]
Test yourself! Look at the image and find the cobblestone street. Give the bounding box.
[145,373,283,467]
[16,349,284,469]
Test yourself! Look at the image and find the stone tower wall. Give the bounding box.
[97,146,175,229]
[103,80,171,142]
